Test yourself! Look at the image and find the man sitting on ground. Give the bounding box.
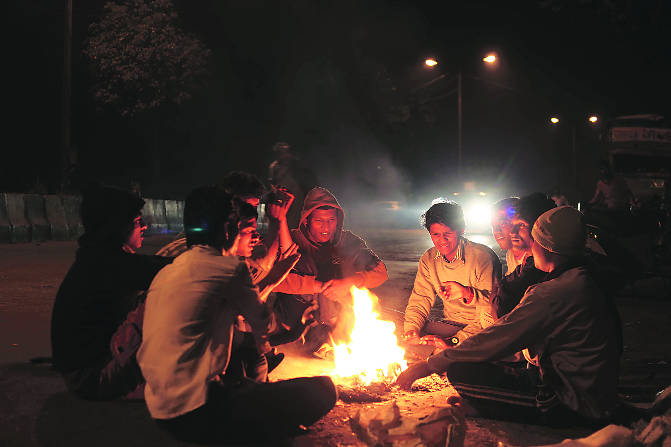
[51,184,172,400]
[138,185,336,444]
[491,197,521,275]
[403,200,500,352]
[491,193,555,318]
[397,206,622,428]
[273,186,388,357]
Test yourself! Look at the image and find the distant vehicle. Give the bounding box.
[605,114,671,201]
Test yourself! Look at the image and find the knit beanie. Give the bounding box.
[531,206,586,256]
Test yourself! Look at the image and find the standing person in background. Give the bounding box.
[51,184,172,400]
[268,142,317,229]
[589,163,634,212]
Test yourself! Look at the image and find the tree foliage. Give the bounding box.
[84,0,211,117]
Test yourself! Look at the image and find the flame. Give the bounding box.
[330,286,407,385]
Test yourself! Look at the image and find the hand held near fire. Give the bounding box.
[322,279,355,303]
[403,330,421,344]
[395,361,431,390]
[439,281,474,304]
[418,334,450,353]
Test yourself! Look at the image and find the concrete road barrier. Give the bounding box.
[61,195,84,240]
[0,193,12,243]
[164,200,182,232]
[44,195,70,241]
[176,200,184,230]
[141,199,157,234]
[149,199,168,234]
[24,194,51,242]
[4,193,30,243]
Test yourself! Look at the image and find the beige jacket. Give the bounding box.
[404,239,500,342]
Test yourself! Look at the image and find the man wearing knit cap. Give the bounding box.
[397,206,623,427]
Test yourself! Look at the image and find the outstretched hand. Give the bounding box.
[257,253,301,301]
[395,361,432,390]
[321,279,353,302]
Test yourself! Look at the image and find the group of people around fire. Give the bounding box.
[50,147,669,443]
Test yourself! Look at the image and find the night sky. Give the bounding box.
[6,0,671,206]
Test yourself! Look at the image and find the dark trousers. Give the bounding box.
[156,375,338,444]
[445,361,598,428]
[63,304,146,400]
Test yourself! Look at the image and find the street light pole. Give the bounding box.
[457,70,462,180]
[423,54,496,182]
[61,0,72,191]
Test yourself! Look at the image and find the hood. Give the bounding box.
[299,187,345,245]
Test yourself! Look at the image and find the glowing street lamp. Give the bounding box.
[421,53,500,180]
[550,116,560,124]
[588,115,598,124]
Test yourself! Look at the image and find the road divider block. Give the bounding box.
[150,199,168,234]
[165,200,182,232]
[61,195,84,240]
[24,194,51,242]
[44,195,70,241]
[0,193,12,243]
[4,193,30,243]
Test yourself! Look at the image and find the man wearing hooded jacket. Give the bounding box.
[273,187,388,355]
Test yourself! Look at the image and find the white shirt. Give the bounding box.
[137,245,274,419]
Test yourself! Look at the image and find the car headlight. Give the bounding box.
[464,201,492,229]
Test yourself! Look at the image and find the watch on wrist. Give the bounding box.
[450,336,459,346]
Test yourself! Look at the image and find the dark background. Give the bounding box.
[5,0,671,205]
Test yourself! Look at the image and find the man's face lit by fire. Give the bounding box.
[510,215,533,253]
[126,215,147,251]
[307,208,338,244]
[491,208,513,251]
[235,218,259,258]
[429,223,462,260]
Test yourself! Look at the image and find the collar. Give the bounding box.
[434,238,466,264]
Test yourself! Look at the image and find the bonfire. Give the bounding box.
[329,286,408,387]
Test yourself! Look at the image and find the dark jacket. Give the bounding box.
[491,255,546,319]
[51,239,171,399]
